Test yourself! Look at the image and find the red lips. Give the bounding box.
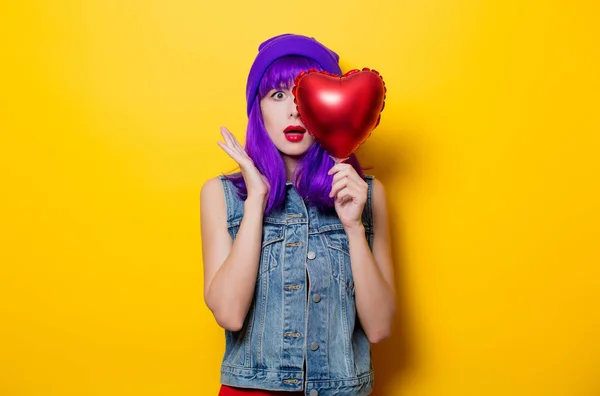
[284,125,306,133]
[283,125,306,143]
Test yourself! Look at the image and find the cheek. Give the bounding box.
[262,117,279,142]
[260,101,281,136]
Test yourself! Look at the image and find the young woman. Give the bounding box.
[200,34,396,396]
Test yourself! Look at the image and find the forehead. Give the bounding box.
[259,57,321,97]
[263,74,295,90]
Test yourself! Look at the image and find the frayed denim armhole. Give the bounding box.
[363,175,375,250]
[217,175,245,237]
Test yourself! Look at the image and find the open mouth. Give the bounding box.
[284,125,306,142]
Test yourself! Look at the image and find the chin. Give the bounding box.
[276,141,312,157]
[280,148,309,157]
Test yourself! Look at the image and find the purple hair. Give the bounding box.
[226,56,364,214]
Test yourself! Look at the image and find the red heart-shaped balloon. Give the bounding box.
[292,68,386,159]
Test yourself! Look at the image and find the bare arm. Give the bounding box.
[200,179,265,331]
[200,126,270,331]
[346,179,396,343]
[329,163,395,343]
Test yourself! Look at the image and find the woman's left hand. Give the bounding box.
[328,163,368,230]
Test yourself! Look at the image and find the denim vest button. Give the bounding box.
[218,175,376,394]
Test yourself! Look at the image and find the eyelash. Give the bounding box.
[271,91,285,99]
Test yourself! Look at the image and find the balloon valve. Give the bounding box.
[330,156,349,164]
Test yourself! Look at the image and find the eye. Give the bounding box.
[271,90,287,100]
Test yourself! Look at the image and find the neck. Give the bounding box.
[282,155,300,181]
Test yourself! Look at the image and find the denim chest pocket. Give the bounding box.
[323,229,355,293]
[227,222,284,276]
[259,223,285,275]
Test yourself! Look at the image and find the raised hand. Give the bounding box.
[217,126,270,208]
[328,163,368,230]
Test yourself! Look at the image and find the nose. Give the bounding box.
[288,99,299,118]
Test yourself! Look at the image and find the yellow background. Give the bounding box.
[1,0,599,395]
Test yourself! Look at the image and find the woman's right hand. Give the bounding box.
[217,126,270,208]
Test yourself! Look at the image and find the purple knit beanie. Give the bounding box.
[245,33,342,116]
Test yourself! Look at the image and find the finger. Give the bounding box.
[337,183,367,202]
[220,126,244,149]
[332,168,355,185]
[220,127,238,152]
[331,169,357,188]
[328,163,351,175]
[220,129,250,163]
[222,127,250,159]
[329,177,349,198]
[333,174,366,195]
[331,169,347,184]
[327,163,352,176]
[345,177,367,194]
[336,186,364,204]
[338,172,367,192]
[337,165,363,184]
[217,141,240,161]
[220,126,233,144]
[335,187,354,204]
[217,141,248,167]
[336,187,351,200]
[230,132,246,152]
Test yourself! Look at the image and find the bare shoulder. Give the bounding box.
[372,178,386,197]
[201,176,224,202]
[200,177,227,226]
[371,178,388,212]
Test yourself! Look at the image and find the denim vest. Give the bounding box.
[218,175,376,396]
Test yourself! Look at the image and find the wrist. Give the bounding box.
[245,195,267,211]
[343,222,365,235]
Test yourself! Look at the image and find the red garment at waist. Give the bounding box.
[218,385,304,396]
